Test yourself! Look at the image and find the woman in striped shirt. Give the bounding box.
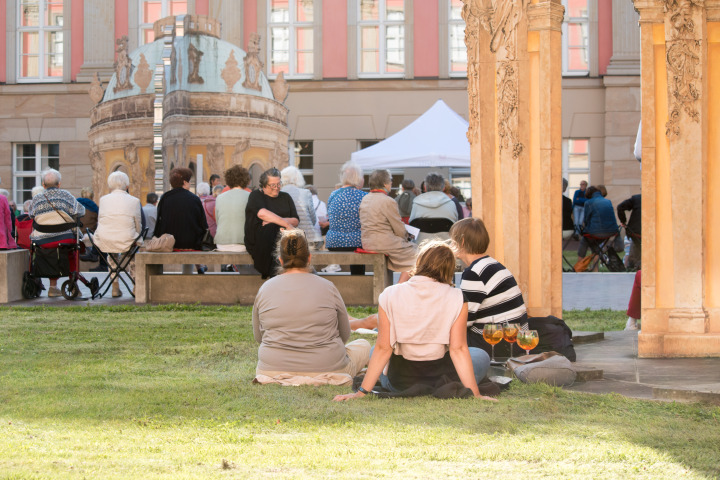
[450,218,527,357]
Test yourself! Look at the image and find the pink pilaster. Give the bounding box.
[598,0,613,75]
[244,1,257,50]
[414,0,439,77]
[0,0,6,82]
[196,0,209,15]
[70,0,84,80]
[322,0,347,78]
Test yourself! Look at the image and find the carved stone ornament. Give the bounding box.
[125,143,143,199]
[170,43,178,85]
[243,33,264,91]
[232,139,250,164]
[221,50,242,92]
[89,149,106,198]
[187,42,205,84]
[207,143,226,176]
[271,71,289,103]
[271,142,289,168]
[88,72,105,104]
[134,54,153,92]
[113,36,134,93]
[664,0,701,137]
[462,0,528,158]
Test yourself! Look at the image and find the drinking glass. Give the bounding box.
[516,330,539,355]
[503,323,519,359]
[482,323,504,364]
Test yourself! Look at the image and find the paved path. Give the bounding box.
[567,330,720,403]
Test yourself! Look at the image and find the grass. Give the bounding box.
[0,305,718,479]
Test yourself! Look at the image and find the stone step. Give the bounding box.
[652,387,720,405]
[573,331,605,344]
[573,366,604,381]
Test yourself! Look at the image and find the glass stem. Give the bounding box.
[491,344,495,363]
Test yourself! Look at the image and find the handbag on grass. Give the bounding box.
[573,254,596,272]
[506,351,576,387]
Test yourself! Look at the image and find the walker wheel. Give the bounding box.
[61,280,80,300]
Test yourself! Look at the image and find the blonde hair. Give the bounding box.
[411,241,456,285]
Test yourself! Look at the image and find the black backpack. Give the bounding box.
[525,316,576,362]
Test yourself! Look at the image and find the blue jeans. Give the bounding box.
[376,347,491,392]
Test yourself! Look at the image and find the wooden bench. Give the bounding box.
[134,250,391,306]
[0,249,30,303]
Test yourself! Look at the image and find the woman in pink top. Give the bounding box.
[334,242,495,401]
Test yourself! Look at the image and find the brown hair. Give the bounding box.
[224,165,251,189]
[449,217,490,255]
[169,167,193,189]
[412,241,457,285]
[276,229,311,272]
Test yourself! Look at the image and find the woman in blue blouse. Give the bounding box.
[326,161,367,275]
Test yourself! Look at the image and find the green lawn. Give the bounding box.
[0,305,717,479]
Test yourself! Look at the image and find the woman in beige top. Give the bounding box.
[334,242,495,401]
[359,169,417,283]
[252,229,371,378]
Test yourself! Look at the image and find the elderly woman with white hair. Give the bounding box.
[325,161,367,274]
[280,166,320,248]
[92,171,143,297]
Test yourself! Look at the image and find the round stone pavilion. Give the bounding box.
[87,15,290,200]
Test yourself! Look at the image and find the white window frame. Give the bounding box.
[562,0,590,76]
[449,168,471,201]
[448,0,466,77]
[12,143,60,205]
[17,0,64,82]
[138,0,187,46]
[357,0,405,78]
[267,0,315,79]
[290,140,314,184]
[562,138,590,201]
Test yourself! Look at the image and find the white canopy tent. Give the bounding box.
[350,99,471,169]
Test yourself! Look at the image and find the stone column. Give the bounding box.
[76,0,116,82]
[606,0,641,75]
[632,0,720,357]
[463,0,564,318]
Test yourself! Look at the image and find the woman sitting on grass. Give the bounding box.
[450,217,527,358]
[334,241,495,401]
[252,229,371,383]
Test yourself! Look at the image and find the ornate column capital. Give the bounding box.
[632,0,666,23]
[527,1,565,32]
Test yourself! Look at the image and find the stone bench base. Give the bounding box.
[135,251,391,306]
[0,249,30,303]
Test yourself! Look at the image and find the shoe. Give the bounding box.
[112,283,122,298]
[197,265,208,274]
[625,317,639,330]
[321,264,341,273]
[48,286,62,298]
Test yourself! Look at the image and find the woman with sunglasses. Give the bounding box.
[244,168,299,278]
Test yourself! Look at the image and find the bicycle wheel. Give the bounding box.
[606,248,627,272]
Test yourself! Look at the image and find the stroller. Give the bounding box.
[22,218,100,300]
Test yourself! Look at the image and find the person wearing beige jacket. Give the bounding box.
[92,171,143,297]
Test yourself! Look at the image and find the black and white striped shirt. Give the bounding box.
[460,256,527,332]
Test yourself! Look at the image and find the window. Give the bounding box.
[562,138,590,200]
[17,0,64,81]
[291,141,314,185]
[268,0,314,77]
[450,168,471,201]
[358,140,380,150]
[139,0,187,45]
[358,0,405,76]
[13,143,60,204]
[562,0,589,75]
[449,0,466,76]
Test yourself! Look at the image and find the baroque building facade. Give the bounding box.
[1,0,640,208]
